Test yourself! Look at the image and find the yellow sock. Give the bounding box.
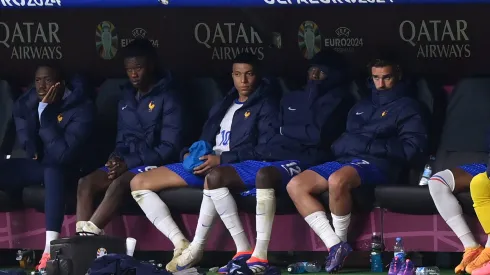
[471,172,490,233]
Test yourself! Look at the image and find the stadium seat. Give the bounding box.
[376,77,490,215]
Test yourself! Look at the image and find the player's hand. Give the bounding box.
[105,157,119,169]
[41,82,62,104]
[183,153,190,160]
[108,160,128,180]
[193,155,220,175]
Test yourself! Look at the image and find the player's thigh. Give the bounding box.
[130,165,189,191]
[287,170,329,196]
[78,168,112,194]
[451,165,484,192]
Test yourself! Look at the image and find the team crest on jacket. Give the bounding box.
[381,111,388,117]
[57,114,63,123]
[148,101,155,112]
[244,110,251,118]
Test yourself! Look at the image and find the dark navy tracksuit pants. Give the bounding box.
[0,158,78,233]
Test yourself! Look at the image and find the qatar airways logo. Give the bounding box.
[264,0,391,4]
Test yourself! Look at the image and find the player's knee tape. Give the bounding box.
[429,169,455,193]
[471,172,490,233]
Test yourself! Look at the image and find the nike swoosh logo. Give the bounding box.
[288,107,296,111]
[201,224,211,227]
[122,105,128,110]
[356,112,363,115]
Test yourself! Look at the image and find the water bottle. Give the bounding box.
[287,262,321,273]
[419,156,435,186]
[370,232,383,272]
[394,237,405,261]
[287,262,306,274]
[415,266,440,275]
[305,261,321,273]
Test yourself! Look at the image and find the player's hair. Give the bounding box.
[122,38,158,61]
[232,53,260,71]
[35,62,64,82]
[367,56,402,77]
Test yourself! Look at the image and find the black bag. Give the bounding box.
[46,236,126,275]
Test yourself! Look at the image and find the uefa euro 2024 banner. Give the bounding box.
[2,0,490,7]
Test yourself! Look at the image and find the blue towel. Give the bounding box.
[183,140,214,172]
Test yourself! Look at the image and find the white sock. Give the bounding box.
[305,211,341,249]
[210,187,251,252]
[132,190,187,248]
[486,236,490,248]
[252,188,276,260]
[45,231,60,254]
[331,213,351,242]
[191,189,217,251]
[429,170,479,248]
[76,221,87,233]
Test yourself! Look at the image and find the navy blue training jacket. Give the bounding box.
[13,80,95,166]
[180,79,279,164]
[331,82,428,179]
[113,73,183,169]
[258,79,354,166]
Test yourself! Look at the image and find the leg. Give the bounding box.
[130,164,199,271]
[428,165,484,273]
[174,164,256,272]
[43,166,70,254]
[82,171,137,235]
[287,162,351,273]
[287,169,340,248]
[76,169,111,232]
[328,166,361,242]
[466,172,490,274]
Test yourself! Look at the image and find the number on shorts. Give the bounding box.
[281,162,302,177]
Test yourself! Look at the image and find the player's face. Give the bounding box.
[308,66,327,81]
[35,66,58,100]
[232,63,258,97]
[124,56,152,90]
[371,65,397,91]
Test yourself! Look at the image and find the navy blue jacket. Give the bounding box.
[257,80,354,166]
[113,73,183,169]
[180,79,279,164]
[13,82,95,166]
[331,82,428,179]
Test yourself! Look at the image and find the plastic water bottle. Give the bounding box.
[415,266,440,275]
[370,232,383,272]
[419,156,435,185]
[287,262,321,273]
[394,237,405,261]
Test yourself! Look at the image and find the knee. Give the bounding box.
[328,172,350,194]
[255,167,281,189]
[428,169,454,195]
[205,168,227,190]
[287,175,307,199]
[470,172,490,195]
[77,175,95,197]
[130,174,146,191]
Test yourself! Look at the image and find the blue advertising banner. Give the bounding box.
[1,0,490,8]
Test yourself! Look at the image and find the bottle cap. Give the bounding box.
[396,237,401,241]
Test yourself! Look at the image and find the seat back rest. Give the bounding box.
[186,78,224,141]
[276,77,291,96]
[347,80,361,101]
[93,79,128,163]
[434,77,490,172]
[0,80,14,151]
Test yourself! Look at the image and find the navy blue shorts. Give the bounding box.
[165,163,205,187]
[458,163,487,177]
[99,165,159,174]
[308,159,386,185]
